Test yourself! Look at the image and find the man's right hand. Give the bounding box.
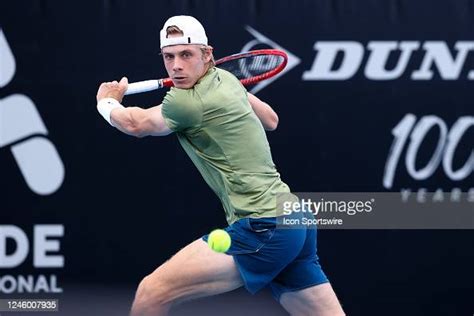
[96,77,128,103]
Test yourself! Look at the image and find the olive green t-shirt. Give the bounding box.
[162,67,290,224]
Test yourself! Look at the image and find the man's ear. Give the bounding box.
[204,46,213,62]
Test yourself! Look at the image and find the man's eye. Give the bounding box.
[182,52,191,58]
[164,55,173,60]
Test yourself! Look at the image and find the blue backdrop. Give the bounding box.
[1,1,473,315]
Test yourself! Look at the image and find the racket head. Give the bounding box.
[215,49,288,86]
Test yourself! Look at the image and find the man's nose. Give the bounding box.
[172,58,184,71]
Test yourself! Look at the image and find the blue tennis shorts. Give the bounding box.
[202,211,329,301]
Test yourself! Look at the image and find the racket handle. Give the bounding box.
[125,79,162,95]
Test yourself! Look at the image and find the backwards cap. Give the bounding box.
[160,15,208,49]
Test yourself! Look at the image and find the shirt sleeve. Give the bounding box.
[161,88,204,132]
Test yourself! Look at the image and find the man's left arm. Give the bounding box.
[247,93,279,131]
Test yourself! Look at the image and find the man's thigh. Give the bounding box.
[279,283,345,316]
[145,238,244,305]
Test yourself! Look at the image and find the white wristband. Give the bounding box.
[97,98,124,126]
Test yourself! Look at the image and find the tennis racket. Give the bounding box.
[124,49,288,95]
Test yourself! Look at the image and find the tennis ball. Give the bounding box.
[208,229,231,253]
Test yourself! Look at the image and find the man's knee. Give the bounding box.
[134,273,173,311]
[280,283,345,316]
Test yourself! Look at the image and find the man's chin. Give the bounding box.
[173,81,194,89]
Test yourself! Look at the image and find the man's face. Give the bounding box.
[161,44,210,89]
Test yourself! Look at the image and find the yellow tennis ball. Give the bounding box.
[208,229,231,253]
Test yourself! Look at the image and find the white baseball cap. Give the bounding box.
[160,15,208,49]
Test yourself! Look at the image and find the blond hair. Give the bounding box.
[165,25,215,67]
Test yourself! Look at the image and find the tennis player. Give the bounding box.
[96,15,345,316]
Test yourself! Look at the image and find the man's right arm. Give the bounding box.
[96,77,172,137]
[110,104,172,137]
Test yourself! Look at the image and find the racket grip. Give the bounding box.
[125,80,162,95]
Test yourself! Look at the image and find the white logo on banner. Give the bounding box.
[0,29,64,195]
[243,26,300,93]
[241,35,474,82]
[0,225,64,293]
[384,115,474,189]
[303,41,474,80]
[0,30,15,88]
[383,114,474,202]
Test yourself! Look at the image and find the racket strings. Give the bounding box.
[218,55,285,80]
